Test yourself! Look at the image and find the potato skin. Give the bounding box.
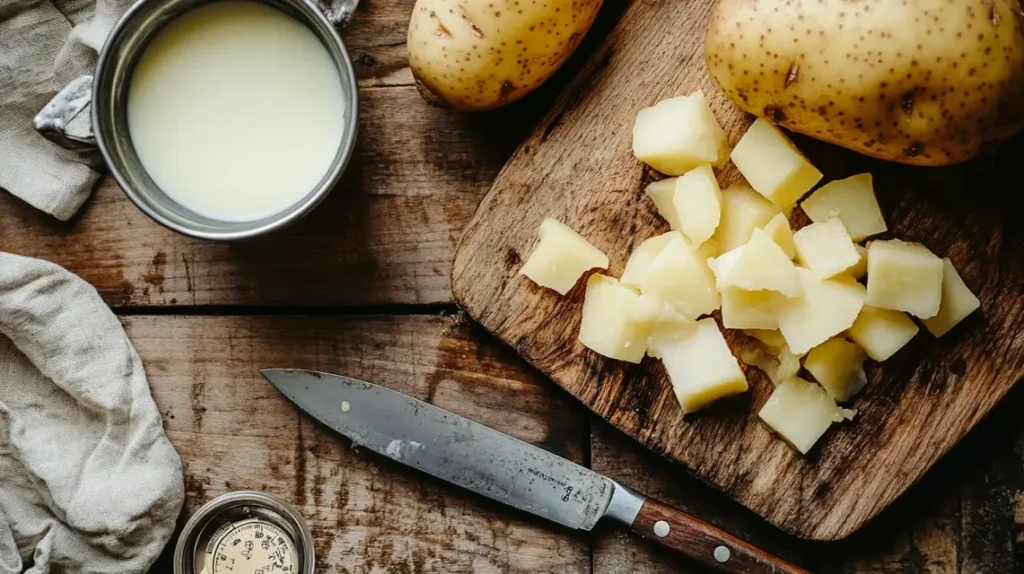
[407,0,602,111]
[706,0,1024,166]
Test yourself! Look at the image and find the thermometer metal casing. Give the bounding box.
[174,491,315,574]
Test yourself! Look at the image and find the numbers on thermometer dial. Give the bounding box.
[208,519,297,573]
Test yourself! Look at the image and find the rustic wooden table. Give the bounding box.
[2,1,1021,571]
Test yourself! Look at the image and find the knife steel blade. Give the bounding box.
[261,368,640,531]
[262,368,808,574]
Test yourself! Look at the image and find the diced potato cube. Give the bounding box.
[762,212,796,259]
[650,318,748,414]
[578,275,647,363]
[778,269,866,355]
[800,174,887,241]
[713,184,781,252]
[645,178,682,229]
[740,343,802,385]
[696,238,721,261]
[804,338,868,402]
[640,235,719,319]
[744,329,787,348]
[865,240,944,319]
[848,244,868,280]
[520,218,609,294]
[793,218,861,279]
[848,306,919,361]
[709,245,745,291]
[718,228,800,296]
[923,258,981,337]
[738,346,777,381]
[632,91,730,175]
[630,294,695,356]
[730,119,823,208]
[672,165,722,246]
[620,232,676,289]
[776,346,803,382]
[758,378,849,454]
[721,288,786,330]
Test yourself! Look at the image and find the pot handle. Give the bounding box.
[318,0,359,28]
[34,75,96,151]
[34,0,357,150]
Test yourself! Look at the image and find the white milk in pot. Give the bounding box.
[127,1,346,222]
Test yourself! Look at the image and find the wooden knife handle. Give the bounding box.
[630,498,810,573]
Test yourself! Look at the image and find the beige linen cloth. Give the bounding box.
[0,253,184,573]
[0,0,130,220]
[0,252,183,568]
[1,1,185,572]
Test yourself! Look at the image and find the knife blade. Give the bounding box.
[262,368,808,574]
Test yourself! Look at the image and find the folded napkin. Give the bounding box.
[0,252,183,573]
[0,0,131,221]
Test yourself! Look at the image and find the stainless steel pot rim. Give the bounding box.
[93,0,360,241]
[92,0,360,241]
[173,490,316,574]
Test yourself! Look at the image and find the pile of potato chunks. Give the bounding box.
[520,91,982,455]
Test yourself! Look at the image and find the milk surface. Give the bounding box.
[128,1,346,222]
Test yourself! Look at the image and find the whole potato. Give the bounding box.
[407,0,602,111]
[705,0,1024,166]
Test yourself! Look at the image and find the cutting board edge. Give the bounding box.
[453,223,1023,542]
[452,267,841,541]
[449,0,1024,543]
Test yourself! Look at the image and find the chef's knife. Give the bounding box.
[262,368,808,574]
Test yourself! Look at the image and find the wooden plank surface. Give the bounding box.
[0,86,508,307]
[0,0,628,309]
[2,0,1022,566]
[131,313,590,573]
[591,382,1024,573]
[451,0,1024,541]
[0,0,529,308]
[133,314,1023,572]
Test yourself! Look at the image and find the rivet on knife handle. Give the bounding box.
[629,498,809,574]
[262,369,810,574]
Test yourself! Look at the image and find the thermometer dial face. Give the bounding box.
[205,519,298,574]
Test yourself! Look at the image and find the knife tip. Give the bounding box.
[259,368,291,382]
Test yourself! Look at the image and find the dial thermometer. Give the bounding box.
[174,491,315,574]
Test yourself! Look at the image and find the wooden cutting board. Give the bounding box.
[451,0,1024,541]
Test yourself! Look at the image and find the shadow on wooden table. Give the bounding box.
[591,380,1024,573]
[150,380,1022,573]
[183,0,632,310]
[130,303,1024,574]
[142,313,596,573]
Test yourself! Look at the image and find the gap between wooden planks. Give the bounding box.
[449,0,1024,542]
[0,0,627,310]
[0,0,1019,566]
[132,313,1024,573]
[0,0,502,307]
[0,84,507,307]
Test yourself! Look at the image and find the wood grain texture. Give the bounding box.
[591,383,1024,573]
[5,0,1020,564]
[130,313,590,573]
[630,499,809,573]
[0,0,530,308]
[451,0,1024,540]
[0,85,517,307]
[132,313,1024,572]
[590,420,810,574]
[0,0,629,310]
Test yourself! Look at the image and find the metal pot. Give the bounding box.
[34,0,360,241]
[173,490,316,574]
